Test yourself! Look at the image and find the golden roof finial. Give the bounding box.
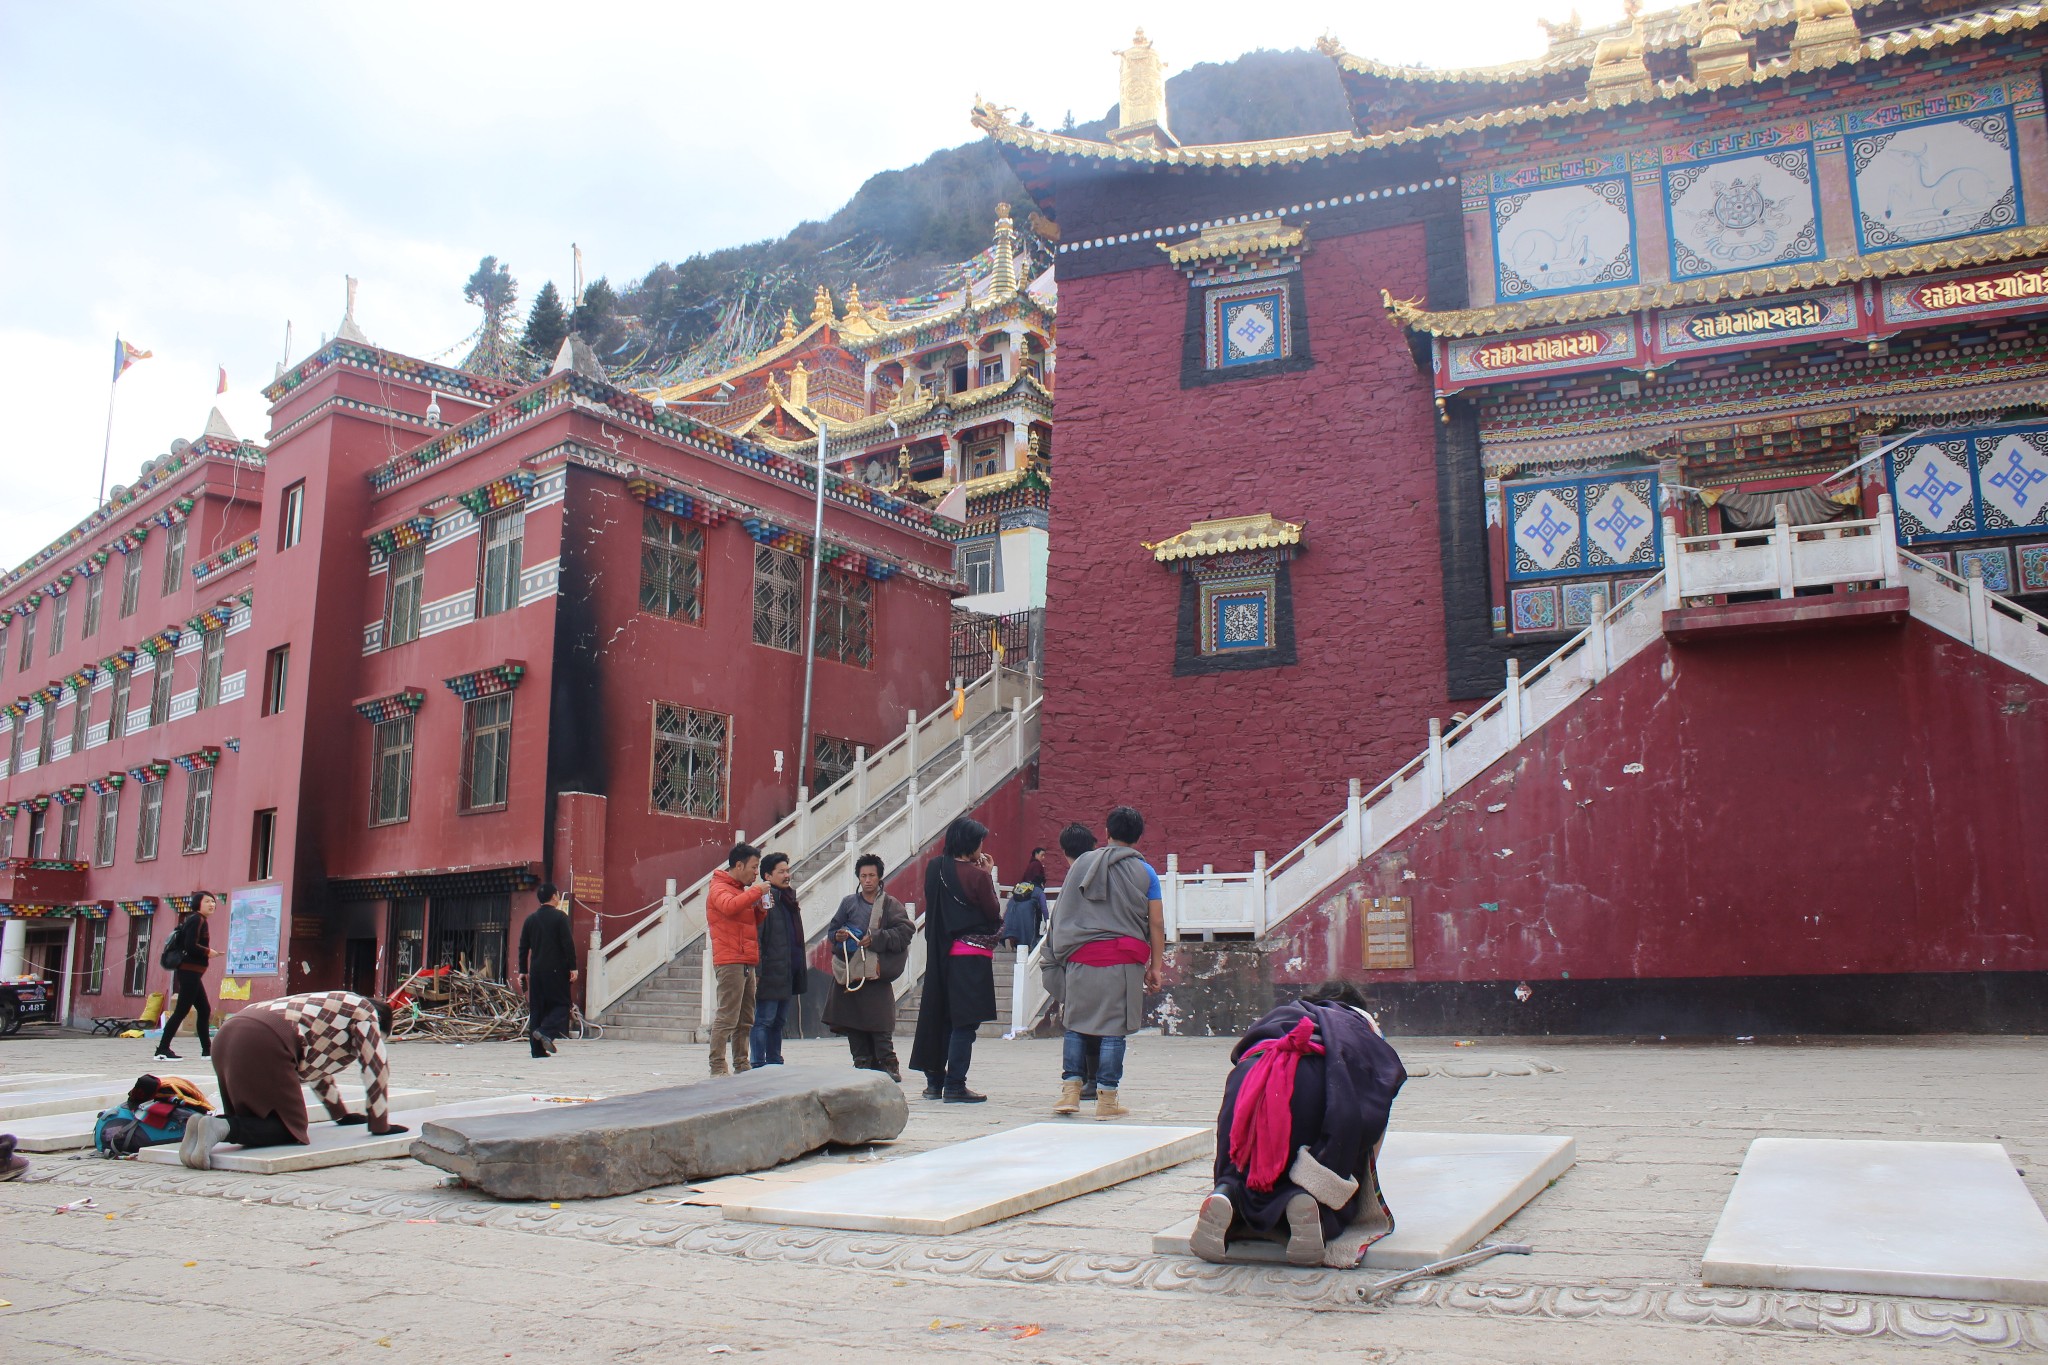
[779,309,798,343]
[990,201,1019,297]
[1587,0,1652,101]
[1689,0,1755,81]
[811,285,835,325]
[1110,28,1177,149]
[767,372,786,403]
[789,360,809,408]
[1537,9,1582,44]
[1789,0,1861,67]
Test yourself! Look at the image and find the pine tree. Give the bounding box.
[571,277,617,336]
[460,256,522,379]
[522,281,568,363]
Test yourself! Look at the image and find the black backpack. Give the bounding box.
[158,918,188,971]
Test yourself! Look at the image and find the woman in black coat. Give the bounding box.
[907,818,1003,1103]
[156,890,221,1060]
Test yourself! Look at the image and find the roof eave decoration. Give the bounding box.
[1160,221,1308,274]
[1382,224,2048,337]
[354,688,425,724]
[172,747,222,773]
[444,661,527,702]
[1144,513,1306,563]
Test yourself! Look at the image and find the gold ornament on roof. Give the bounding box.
[1538,10,1582,44]
[1587,0,1652,99]
[1790,0,1862,67]
[811,285,835,324]
[1109,28,1177,149]
[780,310,798,342]
[1689,0,1756,80]
[1144,513,1305,563]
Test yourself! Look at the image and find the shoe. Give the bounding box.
[1284,1193,1326,1267]
[943,1088,988,1104]
[883,1068,903,1083]
[921,1079,944,1100]
[179,1114,230,1170]
[734,1061,752,1074]
[1189,1187,1235,1264]
[545,1035,558,1056]
[1094,1088,1129,1120]
[154,1047,180,1061]
[710,1064,731,1078]
[1054,1079,1082,1115]
[1080,1083,1098,1101]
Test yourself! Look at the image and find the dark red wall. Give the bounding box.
[1039,223,1451,870]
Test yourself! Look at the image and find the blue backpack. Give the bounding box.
[94,1075,210,1157]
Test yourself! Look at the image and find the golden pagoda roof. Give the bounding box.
[1384,223,2048,337]
[1160,221,1305,265]
[910,463,1051,502]
[1144,513,1305,562]
[975,2,2048,167]
[644,316,830,403]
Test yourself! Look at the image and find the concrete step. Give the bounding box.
[599,1024,710,1045]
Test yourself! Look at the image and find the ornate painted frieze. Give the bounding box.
[1443,319,1638,388]
[1491,177,1638,301]
[1849,107,2024,252]
[1649,287,1859,361]
[1888,423,2048,543]
[1662,145,1824,280]
[1506,469,1662,581]
[1879,259,2048,325]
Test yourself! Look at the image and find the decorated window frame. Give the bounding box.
[1163,221,1314,389]
[1143,514,1304,676]
[1504,468,1663,582]
[1886,422,2048,545]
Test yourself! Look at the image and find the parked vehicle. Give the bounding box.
[0,975,54,1035]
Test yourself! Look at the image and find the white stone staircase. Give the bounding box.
[1144,497,2048,946]
[592,665,1042,1042]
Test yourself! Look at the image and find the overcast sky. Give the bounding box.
[0,0,1616,567]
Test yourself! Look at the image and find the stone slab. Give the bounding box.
[1702,1138,2048,1305]
[138,1096,559,1173]
[0,1072,99,1092]
[722,1122,1210,1236]
[0,1081,136,1121]
[412,1065,908,1202]
[1154,1131,1577,1270]
[7,1087,436,1152]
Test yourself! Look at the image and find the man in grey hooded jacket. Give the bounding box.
[1045,805,1165,1119]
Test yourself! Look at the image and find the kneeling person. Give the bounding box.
[182,990,407,1169]
[1190,980,1406,1267]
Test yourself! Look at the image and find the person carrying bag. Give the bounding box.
[822,853,915,1081]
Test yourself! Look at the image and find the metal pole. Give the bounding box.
[96,376,119,507]
[796,415,829,792]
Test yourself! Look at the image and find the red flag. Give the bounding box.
[216,367,228,395]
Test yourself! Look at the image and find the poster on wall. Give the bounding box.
[227,883,285,977]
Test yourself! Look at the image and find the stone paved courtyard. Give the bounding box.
[5,1027,2047,1361]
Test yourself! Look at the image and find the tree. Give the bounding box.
[522,281,568,363]
[463,255,518,320]
[571,276,617,335]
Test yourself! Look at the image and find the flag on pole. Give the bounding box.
[990,625,1005,663]
[217,367,228,395]
[952,686,966,721]
[112,336,152,383]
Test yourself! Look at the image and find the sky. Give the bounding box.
[0,0,1620,569]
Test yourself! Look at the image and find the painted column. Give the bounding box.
[0,918,23,977]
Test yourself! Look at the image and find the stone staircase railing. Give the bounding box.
[1158,496,2044,940]
[587,664,1040,1018]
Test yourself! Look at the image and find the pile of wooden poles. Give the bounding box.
[388,966,529,1043]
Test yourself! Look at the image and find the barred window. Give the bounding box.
[48,593,67,655]
[107,669,130,740]
[136,782,163,861]
[5,721,18,775]
[26,807,45,857]
[477,505,525,619]
[84,917,107,994]
[17,612,34,671]
[182,767,213,854]
[813,735,858,791]
[959,539,999,596]
[0,810,11,857]
[161,521,187,597]
[815,570,873,668]
[125,913,153,994]
[0,623,8,679]
[83,573,103,638]
[651,703,728,819]
[198,627,225,708]
[461,694,513,812]
[120,550,142,618]
[37,706,55,766]
[371,716,414,826]
[752,544,802,652]
[70,687,90,752]
[59,801,81,860]
[94,791,119,867]
[639,512,704,621]
[385,544,424,646]
[149,656,175,726]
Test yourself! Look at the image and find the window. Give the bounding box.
[0,811,12,857]
[124,913,153,995]
[136,782,163,861]
[968,443,1002,479]
[83,573,102,638]
[0,623,8,678]
[979,357,1006,387]
[815,570,874,668]
[148,655,175,726]
[1181,262,1314,389]
[371,716,414,826]
[639,513,704,621]
[182,767,213,854]
[813,735,858,792]
[48,594,67,655]
[1167,544,1301,676]
[161,520,187,596]
[7,722,22,776]
[107,669,130,741]
[384,545,424,646]
[17,612,34,671]
[251,808,277,881]
[83,917,107,994]
[93,791,119,867]
[461,694,513,811]
[59,801,81,860]
[119,551,142,618]
[37,706,55,766]
[262,645,289,716]
[950,363,971,393]
[959,540,999,596]
[198,627,225,709]
[26,806,46,857]
[70,687,90,752]
[751,544,803,652]
[280,481,306,549]
[651,703,727,819]
[477,505,525,618]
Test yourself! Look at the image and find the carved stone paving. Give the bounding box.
[24,1165,2048,1349]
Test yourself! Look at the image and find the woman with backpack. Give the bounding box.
[156,890,220,1061]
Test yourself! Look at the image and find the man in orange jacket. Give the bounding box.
[706,842,774,1076]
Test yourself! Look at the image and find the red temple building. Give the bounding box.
[979,6,2048,1032]
[0,294,965,1027]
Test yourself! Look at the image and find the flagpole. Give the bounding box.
[96,374,119,507]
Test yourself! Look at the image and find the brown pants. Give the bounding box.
[709,964,757,1075]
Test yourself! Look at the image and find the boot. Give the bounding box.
[1189,1186,1235,1264]
[1094,1088,1129,1120]
[1284,1193,1326,1267]
[1054,1079,1082,1115]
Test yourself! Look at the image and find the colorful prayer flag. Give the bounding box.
[112,336,152,383]
[952,686,966,721]
[990,626,1005,662]
[216,367,228,395]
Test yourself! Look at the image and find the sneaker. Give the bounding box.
[942,1087,988,1104]
[1189,1187,1235,1263]
[154,1047,180,1061]
[179,1114,230,1170]
[1284,1193,1326,1267]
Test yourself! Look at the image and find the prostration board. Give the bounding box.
[1154,1130,1576,1270]
[721,1122,1209,1236]
[137,1096,572,1174]
[1702,1138,2048,1305]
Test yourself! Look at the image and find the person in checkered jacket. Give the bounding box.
[181,990,407,1169]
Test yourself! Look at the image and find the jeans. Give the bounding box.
[1064,1031,1126,1090]
[160,971,211,1053]
[925,1024,979,1092]
[750,997,794,1067]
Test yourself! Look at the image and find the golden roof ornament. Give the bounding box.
[766,372,786,403]
[1109,28,1178,149]
[1789,0,1861,68]
[811,285,836,325]
[990,202,1019,297]
[1689,0,1755,81]
[779,309,798,343]
[836,283,876,337]
[789,360,809,408]
[1538,10,1583,45]
[1586,0,1652,101]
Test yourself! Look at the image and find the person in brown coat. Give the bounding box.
[821,853,915,1081]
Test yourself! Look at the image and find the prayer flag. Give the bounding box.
[112,336,152,383]
[990,626,1005,662]
[952,686,966,721]
[217,367,228,395]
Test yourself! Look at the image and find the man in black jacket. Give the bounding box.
[515,884,577,1058]
[750,852,808,1066]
